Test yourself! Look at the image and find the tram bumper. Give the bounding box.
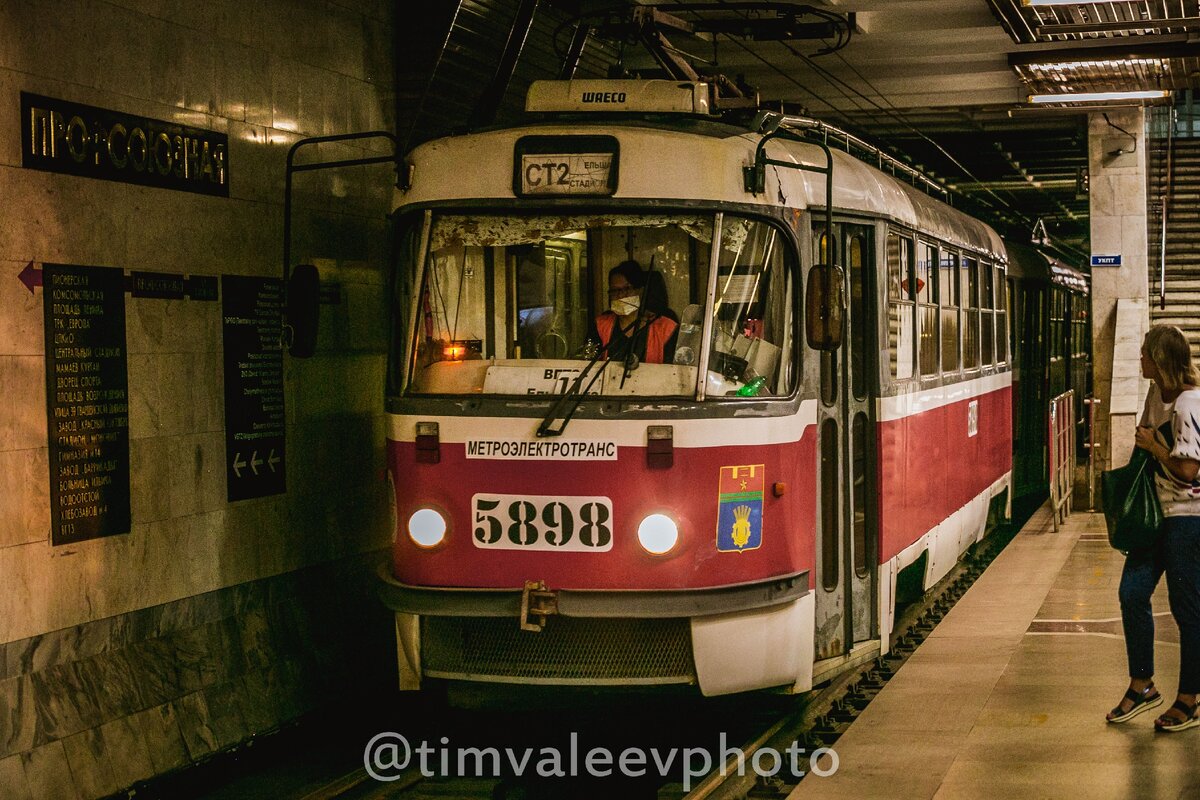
[377,566,814,696]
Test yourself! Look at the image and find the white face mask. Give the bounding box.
[610,296,640,316]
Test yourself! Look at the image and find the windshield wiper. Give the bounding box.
[537,320,657,437]
[536,341,612,437]
[537,261,658,437]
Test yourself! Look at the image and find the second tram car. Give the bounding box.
[1006,242,1091,508]
[378,80,1019,696]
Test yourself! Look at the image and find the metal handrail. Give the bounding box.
[1160,107,1174,311]
[1048,389,1076,531]
[1082,396,1100,511]
[750,111,950,198]
[282,130,399,285]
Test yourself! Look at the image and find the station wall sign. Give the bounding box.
[1090,254,1122,267]
[221,276,286,501]
[42,264,131,545]
[21,92,228,197]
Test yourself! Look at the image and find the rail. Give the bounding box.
[1048,390,1076,530]
[1082,396,1100,511]
[282,130,399,285]
[750,111,950,199]
[1161,108,1173,311]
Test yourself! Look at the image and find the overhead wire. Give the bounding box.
[691,0,1032,228]
[691,0,1086,246]
[826,47,1041,222]
[826,45,1089,261]
[664,2,867,131]
[563,2,1085,259]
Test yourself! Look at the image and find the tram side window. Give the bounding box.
[1007,277,1018,370]
[940,251,959,374]
[995,265,1008,364]
[1071,298,1087,361]
[813,226,836,407]
[709,216,795,398]
[962,256,980,370]
[848,232,869,401]
[1050,288,1064,360]
[917,242,938,377]
[887,233,915,381]
[980,260,994,367]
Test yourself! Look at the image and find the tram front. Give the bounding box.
[380,82,821,696]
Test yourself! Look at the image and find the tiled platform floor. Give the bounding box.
[793,506,1200,800]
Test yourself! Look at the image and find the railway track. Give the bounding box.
[250,520,1017,800]
[673,519,1019,799]
[145,514,1019,800]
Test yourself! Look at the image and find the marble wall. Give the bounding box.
[1087,109,1149,475]
[0,0,398,796]
[0,557,393,799]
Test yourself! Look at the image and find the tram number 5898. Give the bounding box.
[471,493,613,552]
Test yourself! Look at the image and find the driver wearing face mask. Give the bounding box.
[588,260,678,365]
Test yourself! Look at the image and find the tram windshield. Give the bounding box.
[399,212,794,399]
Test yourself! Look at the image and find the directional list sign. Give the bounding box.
[221,276,285,501]
[42,264,131,545]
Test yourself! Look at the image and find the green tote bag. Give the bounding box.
[1101,448,1164,553]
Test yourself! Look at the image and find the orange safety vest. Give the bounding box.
[596,312,677,364]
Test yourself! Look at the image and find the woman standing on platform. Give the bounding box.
[1107,324,1200,731]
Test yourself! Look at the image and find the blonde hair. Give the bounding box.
[1143,324,1199,392]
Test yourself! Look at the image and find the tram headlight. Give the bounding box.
[408,508,447,548]
[637,513,679,555]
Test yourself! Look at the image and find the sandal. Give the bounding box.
[1154,699,1200,732]
[1107,684,1162,724]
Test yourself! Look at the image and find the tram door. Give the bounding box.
[813,222,878,665]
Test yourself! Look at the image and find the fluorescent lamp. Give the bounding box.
[1029,89,1171,103]
[1023,0,1111,5]
[1024,58,1164,71]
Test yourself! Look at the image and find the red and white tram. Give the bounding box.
[378,80,1012,696]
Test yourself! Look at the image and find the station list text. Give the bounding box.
[43,264,131,544]
[221,275,286,501]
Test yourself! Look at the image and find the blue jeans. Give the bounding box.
[1165,515,1200,695]
[1119,537,1166,681]
[1120,516,1200,693]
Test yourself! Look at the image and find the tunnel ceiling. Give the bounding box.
[538,0,1200,262]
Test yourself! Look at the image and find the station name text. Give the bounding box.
[21,92,229,196]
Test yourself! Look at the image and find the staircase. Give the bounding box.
[1148,136,1200,360]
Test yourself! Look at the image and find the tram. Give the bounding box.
[377,79,1017,696]
[1006,241,1091,507]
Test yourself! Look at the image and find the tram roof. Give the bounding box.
[399,117,1005,261]
[1005,239,1090,294]
[1008,241,1094,297]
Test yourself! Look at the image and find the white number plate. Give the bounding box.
[519,154,613,195]
[471,493,613,552]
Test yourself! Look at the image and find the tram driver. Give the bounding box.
[588,260,679,364]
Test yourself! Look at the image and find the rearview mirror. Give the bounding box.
[286,264,320,358]
[805,263,845,351]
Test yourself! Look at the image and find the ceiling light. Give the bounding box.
[1029,90,1171,104]
[1024,58,1164,71]
[1022,0,1114,5]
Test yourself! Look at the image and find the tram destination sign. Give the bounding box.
[514,135,619,197]
[21,92,228,196]
[221,275,286,501]
[43,264,131,545]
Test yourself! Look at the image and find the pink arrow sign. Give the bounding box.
[18,261,42,294]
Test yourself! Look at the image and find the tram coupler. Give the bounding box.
[519,580,558,632]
